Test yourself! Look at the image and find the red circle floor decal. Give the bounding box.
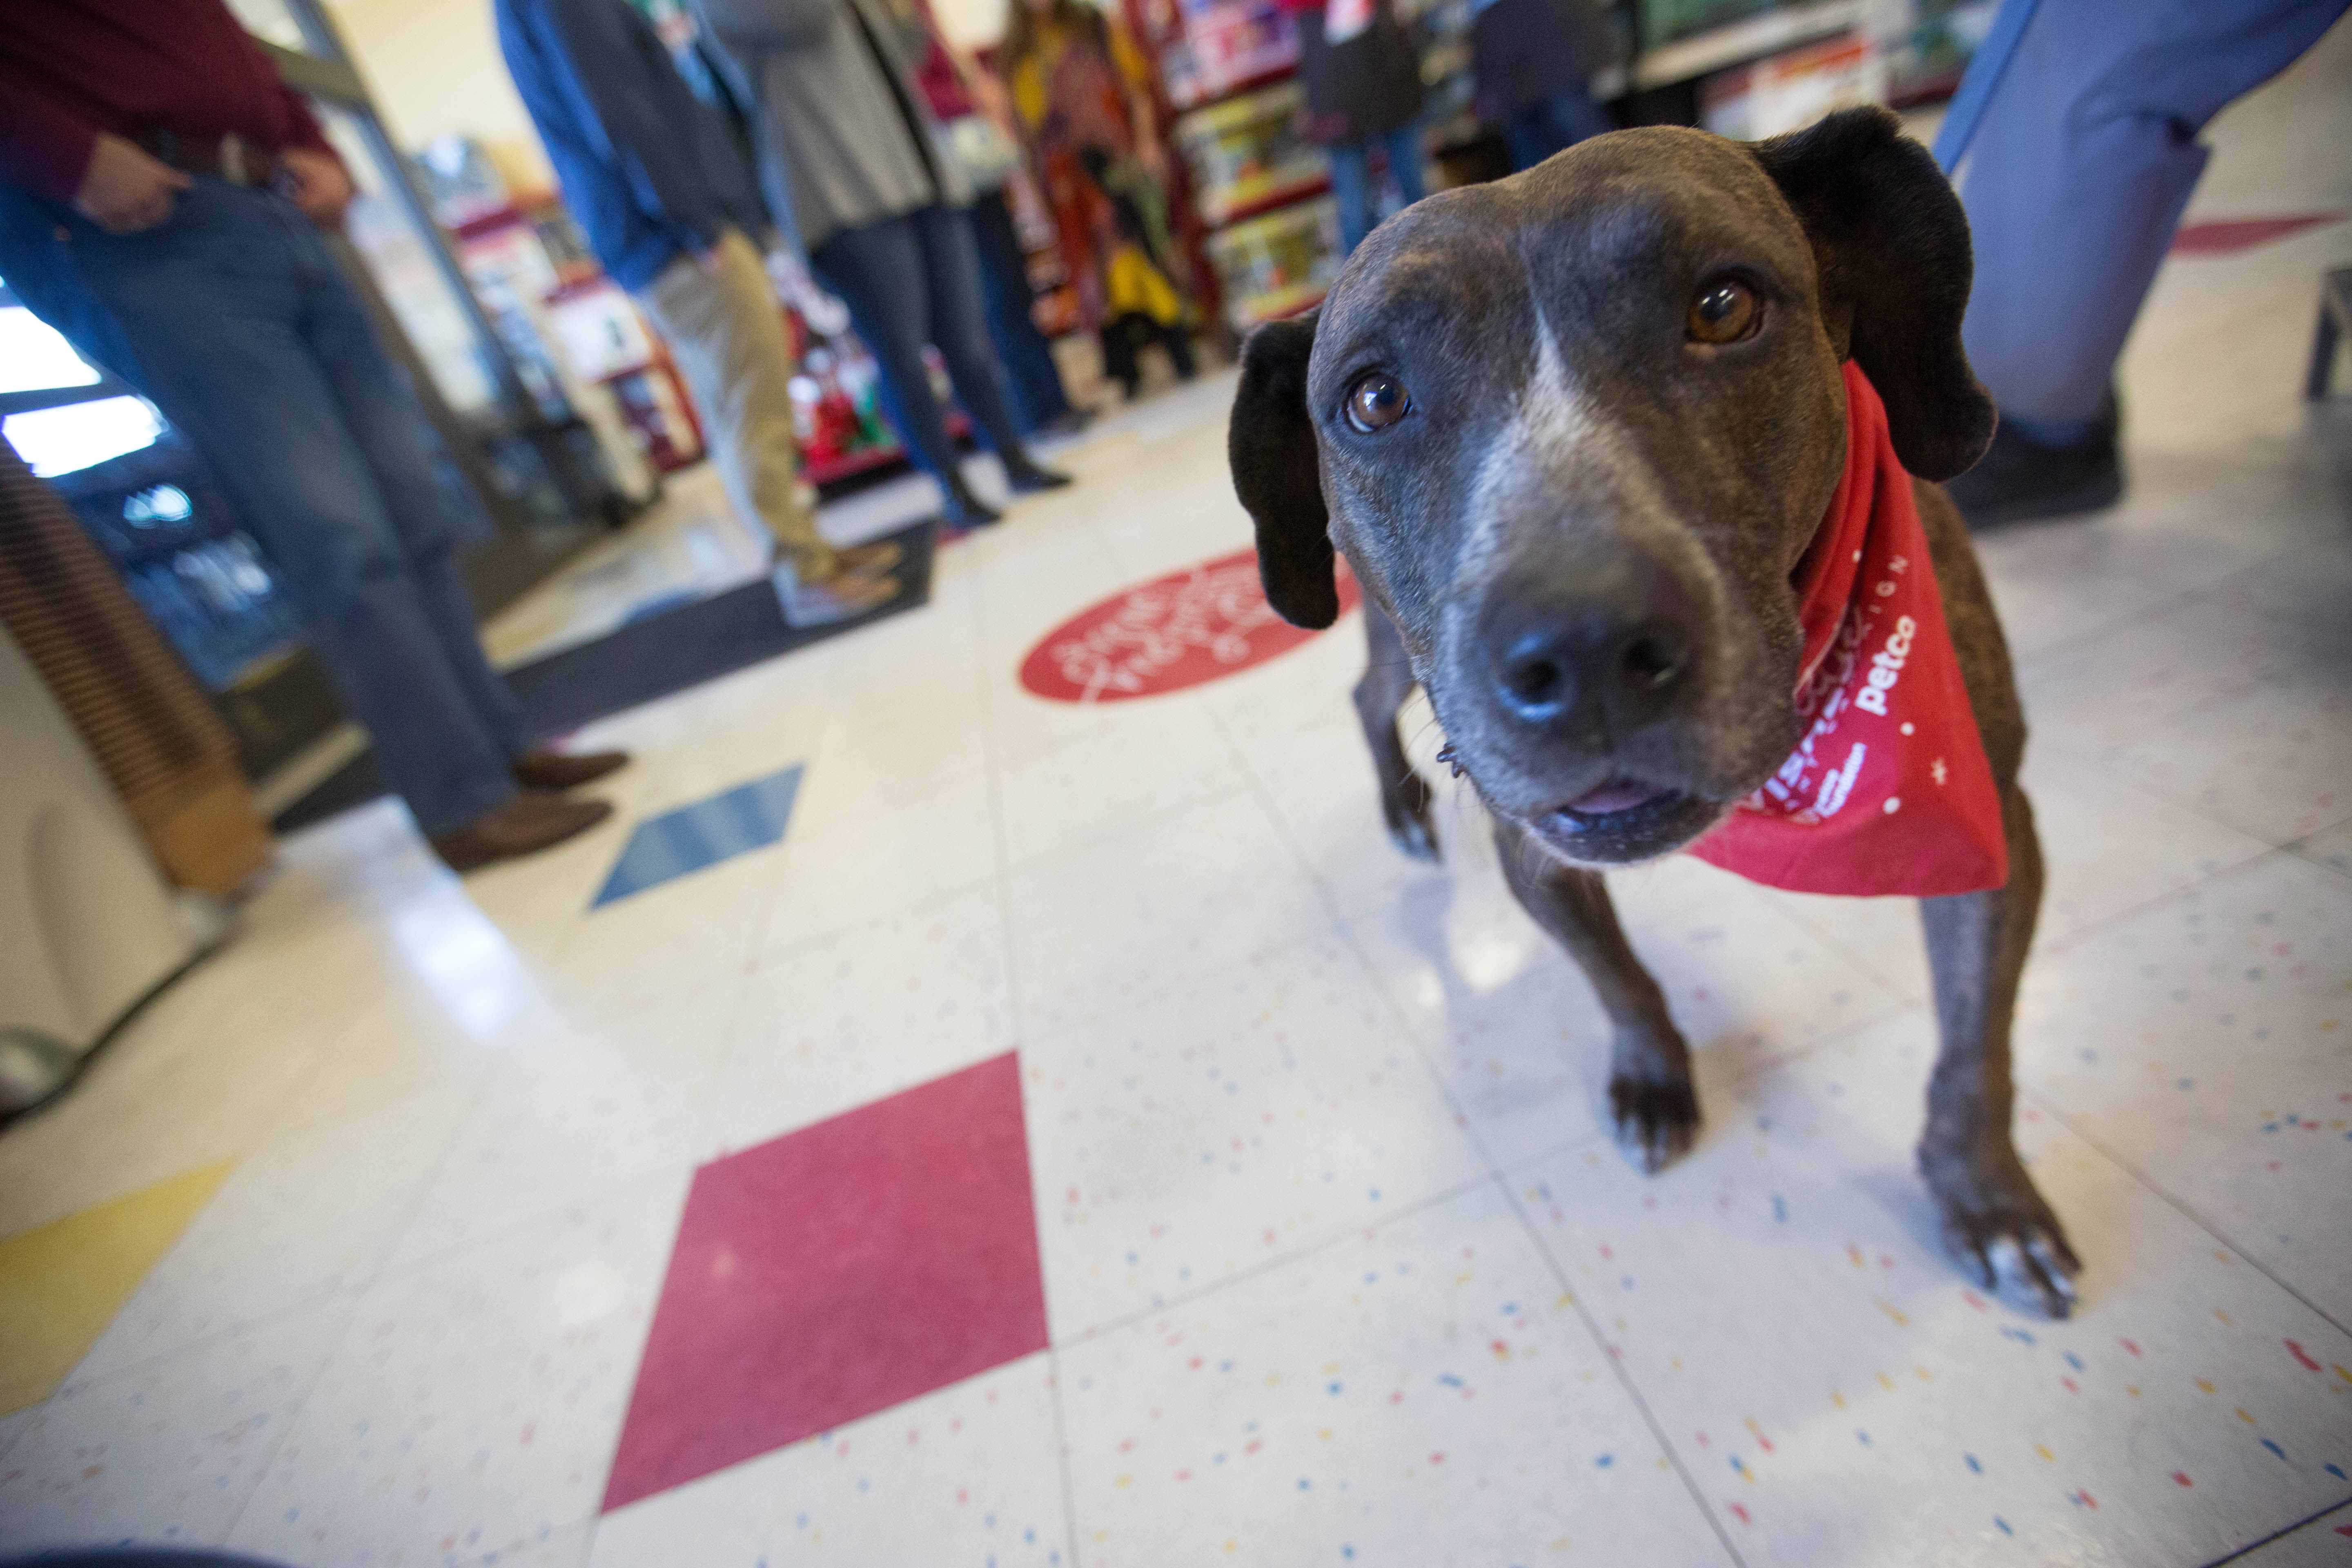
[1019,547,1360,703]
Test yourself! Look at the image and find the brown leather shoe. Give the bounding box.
[430,791,614,873]
[513,747,630,791]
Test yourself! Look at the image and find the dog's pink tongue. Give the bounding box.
[1566,780,1665,815]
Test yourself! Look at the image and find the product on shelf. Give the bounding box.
[1699,29,1886,139]
[1159,0,1301,107]
[1641,0,1782,49]
[1175,79,1331,226]
[1205,196,1343,330]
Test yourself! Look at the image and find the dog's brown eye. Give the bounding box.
[1688,280,1759,345]
[1345,371,1410,433]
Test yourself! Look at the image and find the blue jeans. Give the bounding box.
[54,180,526,836]
[810,205,1029,483]
[967,188,1073,434]
[1941,0,2350,430]
[1501,83,1614,174]
[1327,124,1429,256]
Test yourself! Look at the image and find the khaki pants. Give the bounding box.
[637,230,835,584]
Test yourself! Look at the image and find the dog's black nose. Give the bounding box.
[1481,564,1695,733]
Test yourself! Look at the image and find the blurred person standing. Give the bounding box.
[695,0,1073,532]
[1936,0,2352,525]
[1469,0,1611,173]
[904,2,1093,438]
[1284,0,1428,254]
[496,0,905,624]
[994,0,1194,352]
[0,0,624,873]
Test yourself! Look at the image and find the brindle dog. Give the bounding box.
[1227,108,2080,1317]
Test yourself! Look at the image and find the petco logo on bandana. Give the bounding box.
[1019,547,1361,703]
[1690,362,2007,898]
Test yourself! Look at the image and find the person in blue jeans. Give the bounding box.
[1290,0,1428,255]
[1935,0,2352,525]
[1470,0,1613,174]
[696,0,1072,532]
[0,0,625,872]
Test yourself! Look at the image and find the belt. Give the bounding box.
[136,130,281,189]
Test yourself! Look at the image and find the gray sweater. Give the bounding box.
[695,0,970,253]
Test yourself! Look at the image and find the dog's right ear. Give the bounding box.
[1229,311,1339,629]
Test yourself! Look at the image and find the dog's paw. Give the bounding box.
[1927,1158,2082,1319]
[1609,1075,1699,1174]
[1382,768,1441,862]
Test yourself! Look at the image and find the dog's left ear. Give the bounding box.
[1751,106,1995,482]
[1228,310,1340,629]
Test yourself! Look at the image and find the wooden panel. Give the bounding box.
[0,437,270,895]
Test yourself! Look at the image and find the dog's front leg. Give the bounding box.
[1494,818,1698,1172]
[1917,782,2081,1317]
[1355,600,1438,860]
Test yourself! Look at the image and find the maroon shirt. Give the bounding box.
[0,0,339,204]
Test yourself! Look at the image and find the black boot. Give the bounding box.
[941,476,1002,530]
[1946,395,2123,528]
[1003,455,1073,495]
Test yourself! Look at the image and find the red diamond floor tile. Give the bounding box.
[2169,212,2345,255]
[601,1051,1047,1511]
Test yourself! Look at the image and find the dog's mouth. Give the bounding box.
[1526,778,1723,864]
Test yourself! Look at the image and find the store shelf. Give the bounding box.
[1632,0,1864,89]
[1231,281,1327,330]
[1204,171,1332,229]
[806,443,909,487]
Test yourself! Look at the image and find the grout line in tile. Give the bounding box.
[2283,809,2352,882]
[2016,1082,2352,1341]
[2199,1493,2352,1568]
[2006,535,2303,679]
[973,550,1086,1568]
[1045,1344,1084,1568]
[1196,691,1510,1176]
[2031,844,2324,965]
[1046,1171,1499,1353]
[214,1285,364,1548]
[1492,1172,1750,1568]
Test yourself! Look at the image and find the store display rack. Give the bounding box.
[1158,0,1977,335]
[443,187,947,494]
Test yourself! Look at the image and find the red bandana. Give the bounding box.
[1688,361,2008,898]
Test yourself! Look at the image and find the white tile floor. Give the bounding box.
[5,30,2352,1568]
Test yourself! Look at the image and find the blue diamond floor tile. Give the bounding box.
[591,765,804,909]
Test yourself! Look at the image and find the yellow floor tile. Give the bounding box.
[0,1160,232,1414]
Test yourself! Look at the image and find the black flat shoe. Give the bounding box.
[1946,396,2123,528]
[1004,460,1073,495]
[942,481,1002,530]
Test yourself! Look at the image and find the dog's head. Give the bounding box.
[1229,108,1993,865]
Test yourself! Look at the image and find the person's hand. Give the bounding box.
[72,132,192,234]
[277,147,355,228]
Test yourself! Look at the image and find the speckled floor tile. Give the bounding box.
[225,1176,688,1566]
[1003,793,1339,1036]
[385,980,742,1269]
[0,1291,350,1555]
[1518,1016,2352,1568]
[1022,936,1487,1339]
[72,1087,470,1383]
[708,882,1016,1157]
[1057,1181,1732,1567]
[2017,851,2352,1323]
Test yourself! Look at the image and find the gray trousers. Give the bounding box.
[1943,0,2350,431]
